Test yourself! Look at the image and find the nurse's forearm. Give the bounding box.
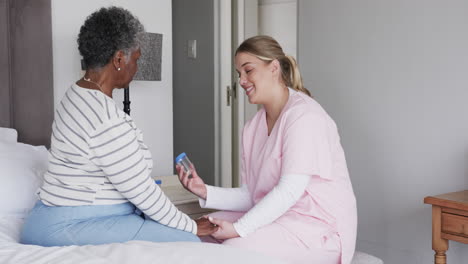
[233,174,310,237]
[199,184,253,211]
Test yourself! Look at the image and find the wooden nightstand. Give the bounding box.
[424,190,468,264]
[154,175,216,219]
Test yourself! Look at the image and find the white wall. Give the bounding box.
[259,0,297,58]
[298,1,468,263]
[51,0,173,176]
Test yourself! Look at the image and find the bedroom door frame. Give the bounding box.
[214,0,233,187]
[214,0,259,188]
[230,0,259,187]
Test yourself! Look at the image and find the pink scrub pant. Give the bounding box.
[202,211,341,264]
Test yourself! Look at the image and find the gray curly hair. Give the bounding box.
[78,6,145,70]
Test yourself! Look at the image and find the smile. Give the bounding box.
[245,86,254,95]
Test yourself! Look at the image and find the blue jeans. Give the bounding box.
[20,201,200,246]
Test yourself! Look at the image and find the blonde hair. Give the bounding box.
[235,35,311,97]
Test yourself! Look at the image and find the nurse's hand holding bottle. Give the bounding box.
[176,163,220,236]
[176,163,239,240]
[176,163,207,200]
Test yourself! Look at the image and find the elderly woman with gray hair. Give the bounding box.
[20,6,217,246]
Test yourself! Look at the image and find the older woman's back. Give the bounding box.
[42,84,152,208]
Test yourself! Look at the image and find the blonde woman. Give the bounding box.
[177,36,357,264]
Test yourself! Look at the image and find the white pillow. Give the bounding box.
[0,141,48,217]
[0,127,18,143]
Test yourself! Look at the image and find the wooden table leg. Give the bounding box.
[432,206,448,264]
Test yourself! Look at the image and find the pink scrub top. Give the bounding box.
[241,89,357,264]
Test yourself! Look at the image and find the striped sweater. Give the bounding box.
[39,84,196,234]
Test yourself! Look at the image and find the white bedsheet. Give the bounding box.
[0,216,285,264]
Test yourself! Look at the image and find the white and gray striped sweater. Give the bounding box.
[39,84,197,234]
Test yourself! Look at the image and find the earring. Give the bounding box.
[118,67,121,71]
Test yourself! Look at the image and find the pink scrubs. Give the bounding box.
[209,89,357,264]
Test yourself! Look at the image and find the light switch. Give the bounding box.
[188,39,197,59]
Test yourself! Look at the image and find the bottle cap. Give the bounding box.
[175,152,187,164]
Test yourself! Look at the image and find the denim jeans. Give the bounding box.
[20,201,200,246]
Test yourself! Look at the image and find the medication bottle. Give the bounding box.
[175,152,193,174]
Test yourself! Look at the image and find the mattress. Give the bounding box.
[0,216,285,264]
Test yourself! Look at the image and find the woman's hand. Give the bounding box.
[176,163,207,199]
[195,217,219,236]
[208,217,240,240]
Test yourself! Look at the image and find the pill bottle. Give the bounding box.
[175,152,192,174]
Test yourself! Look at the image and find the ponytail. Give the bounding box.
[283,55,311,97]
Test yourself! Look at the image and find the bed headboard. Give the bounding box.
[0,0,54,147]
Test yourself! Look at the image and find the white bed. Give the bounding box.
[0,128,285,264]
[0,216,285,264]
